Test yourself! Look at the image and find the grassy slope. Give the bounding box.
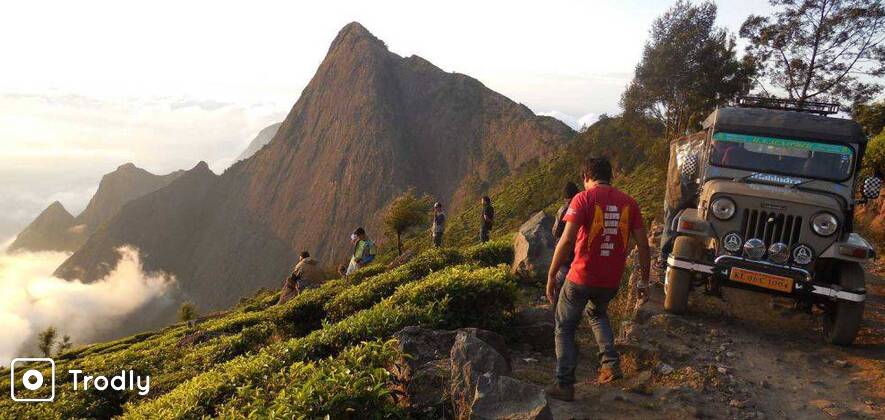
[0,116,668,419]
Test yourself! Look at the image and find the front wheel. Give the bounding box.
[823,262,865,346]
[664,236,703,314]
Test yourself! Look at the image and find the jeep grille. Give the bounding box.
[740,209,803,247]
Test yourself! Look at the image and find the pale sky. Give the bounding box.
[0,0,772,241]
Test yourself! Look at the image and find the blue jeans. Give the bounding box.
[555,280,619,385]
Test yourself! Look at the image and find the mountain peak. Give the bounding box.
[116,162,138,171]
[328,22,385,53]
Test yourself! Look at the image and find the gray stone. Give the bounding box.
[450,329,511,418]
[511,211,555,284]
[470,373,553,420]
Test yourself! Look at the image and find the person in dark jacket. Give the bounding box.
[551,181,580,303]
[480,196,494,242]
[432,202,446,247]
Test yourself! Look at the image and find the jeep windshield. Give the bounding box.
[710,132,854,182]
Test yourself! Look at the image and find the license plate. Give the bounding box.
[729,268,794,293]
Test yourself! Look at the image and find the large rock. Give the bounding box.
[393,327,457,417]
[471,373,553,420]
[450,329,511,418]
[512,307,555,353]
[511,211,556,283]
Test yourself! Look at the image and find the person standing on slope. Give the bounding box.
[480,196,494,242]
[551,181,580,304]
[545,157,651,401]
[432,202,446,247]
[346,227,376,275]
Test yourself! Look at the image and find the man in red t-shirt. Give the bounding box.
[545,157,651,401]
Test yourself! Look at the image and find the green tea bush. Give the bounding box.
[324,248,463,321]
[463,238,514,266]
[215,340,405,419]
[123,264,516,419]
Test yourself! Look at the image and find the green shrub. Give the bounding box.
[324,248,463,321]
[123,265,516,419]
[864,132,885,175]
[463,238,514,266]
[215,340,405,419]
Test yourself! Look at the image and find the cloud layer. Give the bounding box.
[0,246,176,366]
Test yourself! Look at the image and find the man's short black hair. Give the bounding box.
[582,157,612,183]
[482,196,491,203]
[354,227,366,236]
[563,181,580,199]
[300,251,310,259]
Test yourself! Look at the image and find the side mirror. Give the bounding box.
[679,154,699,179]
[862,176,882,200]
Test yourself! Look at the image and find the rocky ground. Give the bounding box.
[505,257,885,420]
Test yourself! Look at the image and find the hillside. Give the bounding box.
[8,163,182,253]
[1,240,517,418]
[54,22,574,311]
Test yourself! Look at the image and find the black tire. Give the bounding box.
[823,262,865,346]
[664,236,702,314]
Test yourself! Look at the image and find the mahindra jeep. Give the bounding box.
[661,97,882,346]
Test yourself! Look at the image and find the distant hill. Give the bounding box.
[54,22,574,310]
[8,163,183,253]
[236,122,282,162]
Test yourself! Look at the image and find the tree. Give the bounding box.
[854,100,885,136]
[178,301,198,322]
[384,189,433,255]
[741,0,885,108]
[37,326,57,357]
[622,0,754,139]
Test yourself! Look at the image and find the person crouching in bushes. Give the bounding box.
[277,251,323,305]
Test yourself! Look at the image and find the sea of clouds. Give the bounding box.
[0,241,176,366]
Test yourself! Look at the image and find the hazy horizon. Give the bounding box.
[0,0,772,240]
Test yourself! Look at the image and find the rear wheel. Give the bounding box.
[664,236,703,314]
[823,262,865,346]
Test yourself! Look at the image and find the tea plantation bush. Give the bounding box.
[123,264,515,418]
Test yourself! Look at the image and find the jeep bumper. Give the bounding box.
[666,255,865,303]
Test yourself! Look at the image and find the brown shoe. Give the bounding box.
[597,366,623,384]
[545,383,575,402]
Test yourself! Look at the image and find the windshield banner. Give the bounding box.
[713,132,852,155]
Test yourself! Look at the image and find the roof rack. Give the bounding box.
[736,96,839,116]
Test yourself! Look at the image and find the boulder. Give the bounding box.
[450,329,511,418]
[511,211,556,284]
[470,373,553,420]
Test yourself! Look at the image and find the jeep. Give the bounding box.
[661,97,882,346]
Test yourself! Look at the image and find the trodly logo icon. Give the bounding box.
[10,358,56,402]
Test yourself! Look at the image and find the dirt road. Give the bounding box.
[511,259,885,419]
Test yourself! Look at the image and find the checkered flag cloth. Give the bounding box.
[681,154,698,177]
[863,176,881,199]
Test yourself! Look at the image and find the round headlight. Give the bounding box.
[811,212,838,236]
[722,232,743,253]
[743,238,765,260]
[711,197,736,220]
[792,244,814,265]
[768,243,789,264]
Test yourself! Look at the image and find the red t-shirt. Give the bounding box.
[564,184,644,288]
